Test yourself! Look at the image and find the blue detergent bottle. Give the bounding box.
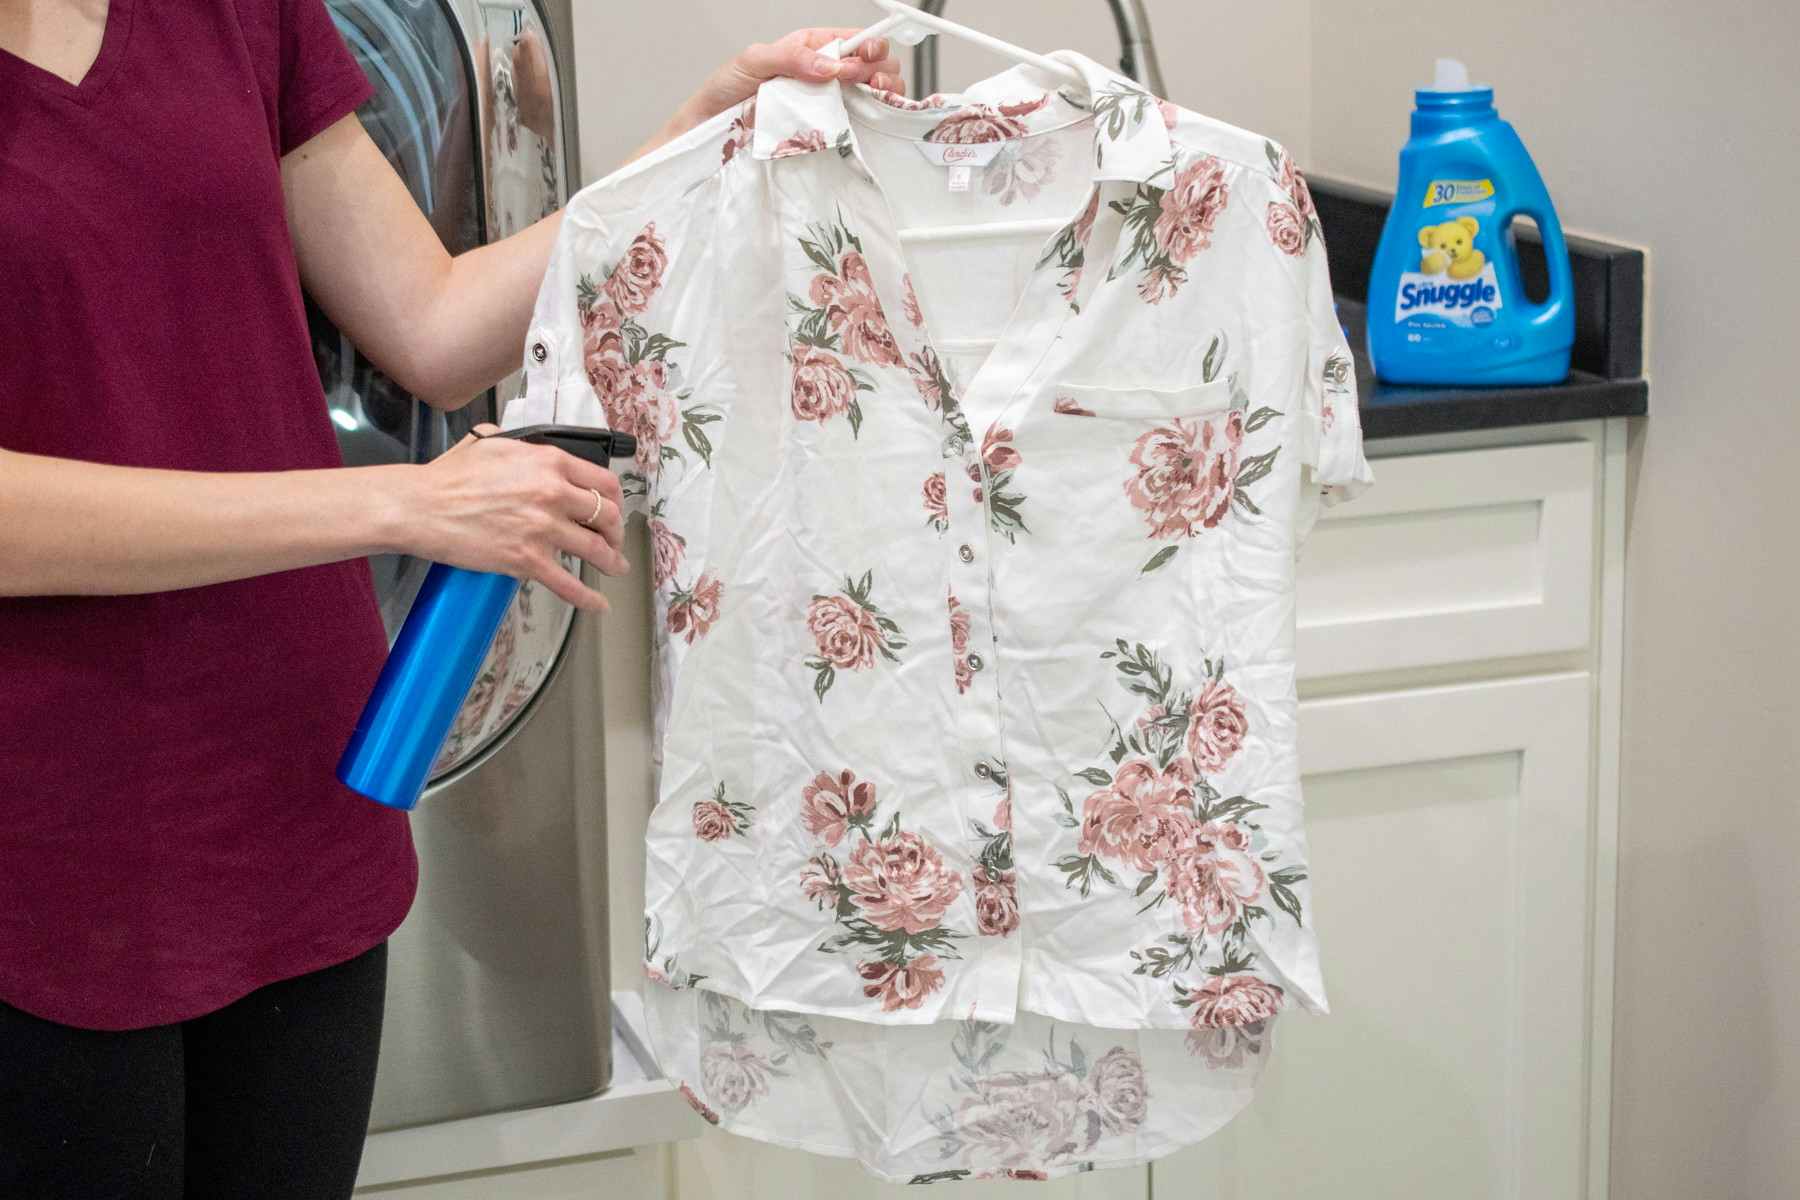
[1367,58,1574,385]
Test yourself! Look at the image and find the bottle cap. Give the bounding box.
[1428,57,1483,91]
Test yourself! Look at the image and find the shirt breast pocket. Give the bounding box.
[1052,378,1235,423]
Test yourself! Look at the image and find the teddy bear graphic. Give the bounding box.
[1418,216,1487,280]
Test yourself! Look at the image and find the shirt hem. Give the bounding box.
[670,1066,1261,1184]
[0,875,416,1032]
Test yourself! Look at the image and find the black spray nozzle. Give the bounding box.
[499,424,638,467]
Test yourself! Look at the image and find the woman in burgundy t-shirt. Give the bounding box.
[0,3,900,1194]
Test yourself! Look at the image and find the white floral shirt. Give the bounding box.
[507,51,1371,1184]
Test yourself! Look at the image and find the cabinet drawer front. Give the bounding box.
[1298,440,1596,680]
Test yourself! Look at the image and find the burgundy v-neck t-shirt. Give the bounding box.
[0,0,418,1030]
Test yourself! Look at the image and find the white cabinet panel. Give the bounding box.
[1155,673,1597,1200]
[1298,441,1596,680]
[674,1136,1148,1200]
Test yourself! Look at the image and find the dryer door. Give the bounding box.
[314,0,574,782]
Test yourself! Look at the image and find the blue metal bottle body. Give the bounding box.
[337,563,520,810]
[1367,84,1575,385]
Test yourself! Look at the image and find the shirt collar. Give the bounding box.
[749,49,1174,185]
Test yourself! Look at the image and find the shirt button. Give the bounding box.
[530,341,549,363]
[967,653,985,672]
[958,544,975,563]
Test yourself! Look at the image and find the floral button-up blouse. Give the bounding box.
[508,50,1372,1184]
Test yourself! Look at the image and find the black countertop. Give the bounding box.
[1310,177,1648,440]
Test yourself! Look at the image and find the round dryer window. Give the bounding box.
[316,0,576,781]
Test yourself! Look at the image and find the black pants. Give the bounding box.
[0,942,387,1200]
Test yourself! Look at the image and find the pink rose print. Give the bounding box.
[1267,201,1307,256]
[923,471,950,531]
[902,273,924,327]
[1111,154,1229,303]
[1053,395,1096,417]
[801,769,878,847]
[648,518,686,590]
[935,1026,1145,1176]
[699,1042,773,1115]
[1157,97,1179,131]
[1162,820,1267,936]
[806,594,882,671]
[980,425,1022,474]
[1186,678,1249,774]
[1153,156,1230,263]
[1088,1046,1148,1130]
[1184,974,1284,1030]
[994,786,1012,833]
[667,572,722,644]
[1273,143,1318,226]
[1265,140,1321,254]
[844,830,963,934]
[772,128,828,158]
[624,374,681,474]
[1185,1022,1267,1069]
[807,250,903,368]
[948,590,974,695]
[692,800,734,842]
[973,865,1020,937]
[692,781,752,841]
[800,852,842,908]
[857,955,946,1012]
[721,99,755,166]
[1078,758,1198,874]
[1064,641,1309,1033]
[583,329,630,400]
[601,224,669,316]
[954,1069,1085,1168]
[789,344,860,425]
[804,571,907,700]
[677,1082,722,1125]
[923,95,1049,143]
[1125,412,1244,540]
[870,87,948,111]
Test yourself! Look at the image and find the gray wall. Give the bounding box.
[569,4,1800,1195]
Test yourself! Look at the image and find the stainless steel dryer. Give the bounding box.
[311,0,611,1132]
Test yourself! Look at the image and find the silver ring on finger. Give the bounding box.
[582,487,605,530]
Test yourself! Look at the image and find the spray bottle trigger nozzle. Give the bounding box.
[500,424,638,467]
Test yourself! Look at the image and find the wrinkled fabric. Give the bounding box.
[509,51,1370,1182]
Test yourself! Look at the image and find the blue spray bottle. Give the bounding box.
[1367,58,1574,385]
[337,425,635,811]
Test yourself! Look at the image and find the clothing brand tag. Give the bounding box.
[947,165,973,192]
[913,141,1004,168]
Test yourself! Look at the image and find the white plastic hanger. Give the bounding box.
[828,0,1086,92]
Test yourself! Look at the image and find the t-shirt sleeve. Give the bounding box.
[271,0,374,156]
[1286,177,1373,505]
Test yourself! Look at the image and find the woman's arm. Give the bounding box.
[0,432,628,610]
[285,30,901,410]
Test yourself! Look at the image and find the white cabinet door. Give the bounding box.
[1154,673,1597,1200]
[673,1137,1149,1200]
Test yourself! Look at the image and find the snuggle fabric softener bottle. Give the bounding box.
[1368,58,1574,385]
